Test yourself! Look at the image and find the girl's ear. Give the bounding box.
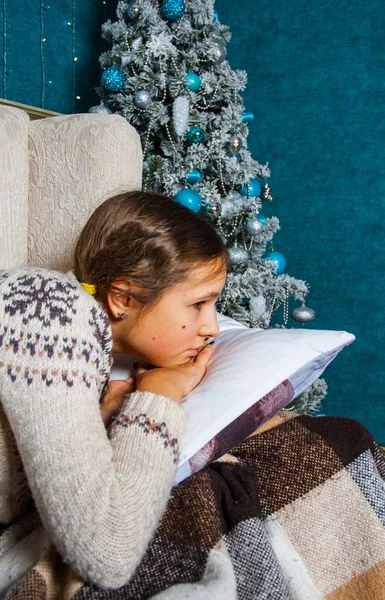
[105,283,131,321]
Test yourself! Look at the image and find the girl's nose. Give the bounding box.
[199,311,220,338]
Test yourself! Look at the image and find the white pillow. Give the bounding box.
[110,314,355,483]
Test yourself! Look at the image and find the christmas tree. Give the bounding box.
[91,0,326,413]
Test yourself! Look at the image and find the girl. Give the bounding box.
[0,191,229,589]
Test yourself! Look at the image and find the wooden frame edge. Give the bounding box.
[0,98,62,119]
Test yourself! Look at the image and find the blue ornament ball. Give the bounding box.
[242,111,254,125]
[265,250,287,274]
[160,0,186,20]
[175,189,202,213]
[240,178,261,198]
[186,168,201,185]
[188,126,206,144]
[213,10,218,22]
[101,67,126,92]
[256,213,266,225]
[185,72,201,92]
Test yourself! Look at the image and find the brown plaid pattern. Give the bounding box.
[6,413,385,599]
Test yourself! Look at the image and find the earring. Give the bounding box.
[117,312,127,320]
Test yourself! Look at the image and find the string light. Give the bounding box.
[2,0,7,98]
[40,0,45,107]
[72,0,76,111]
[103,0,108,51]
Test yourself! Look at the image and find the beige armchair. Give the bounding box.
[0,103,143,594]
[0,103,142,271]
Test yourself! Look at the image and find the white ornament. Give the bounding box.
[219,198,235,220]
[88,102,112,114]
[225,190,242,202]
[120,51,135,67]
[147,31,175,58]
[172,96,189,137]
[249,295,266,318]
[224,190,245,214]
[131,36,143,50]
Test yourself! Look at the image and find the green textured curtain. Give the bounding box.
[1,0,384,441]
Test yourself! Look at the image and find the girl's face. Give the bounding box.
[111,259,227,367]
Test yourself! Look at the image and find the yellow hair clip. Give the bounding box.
[80,282,97,295]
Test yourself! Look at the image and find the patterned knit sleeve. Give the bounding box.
[0,269,186,589]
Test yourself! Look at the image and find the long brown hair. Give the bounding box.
[74,191,229,306]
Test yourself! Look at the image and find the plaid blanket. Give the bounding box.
[4,412,385,599]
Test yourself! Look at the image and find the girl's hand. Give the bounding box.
[135,343,216,404]
[101,378,136,426]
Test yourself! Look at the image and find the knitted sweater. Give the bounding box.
[0,268,187,589]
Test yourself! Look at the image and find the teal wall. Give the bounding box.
[1,1,384,442]
[218,0,385,443]
[0,0,112,113]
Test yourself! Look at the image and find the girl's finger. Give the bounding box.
[194,341,216,367]
[135,367,148,377]
[124,378,136,393]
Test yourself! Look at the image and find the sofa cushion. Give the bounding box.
[28,113,143,272]
[0,106,29,269]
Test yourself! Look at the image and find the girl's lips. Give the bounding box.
[187,345,205,356]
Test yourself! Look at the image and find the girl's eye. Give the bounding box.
[193,301,204,309]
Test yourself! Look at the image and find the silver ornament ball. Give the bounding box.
[291,303,316,323]
[246,218,264,238]
[212,44,227,64]
[229,246,249,266]
[134,90,153,109]
[206,201,221,217]
[88,103,112,114]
